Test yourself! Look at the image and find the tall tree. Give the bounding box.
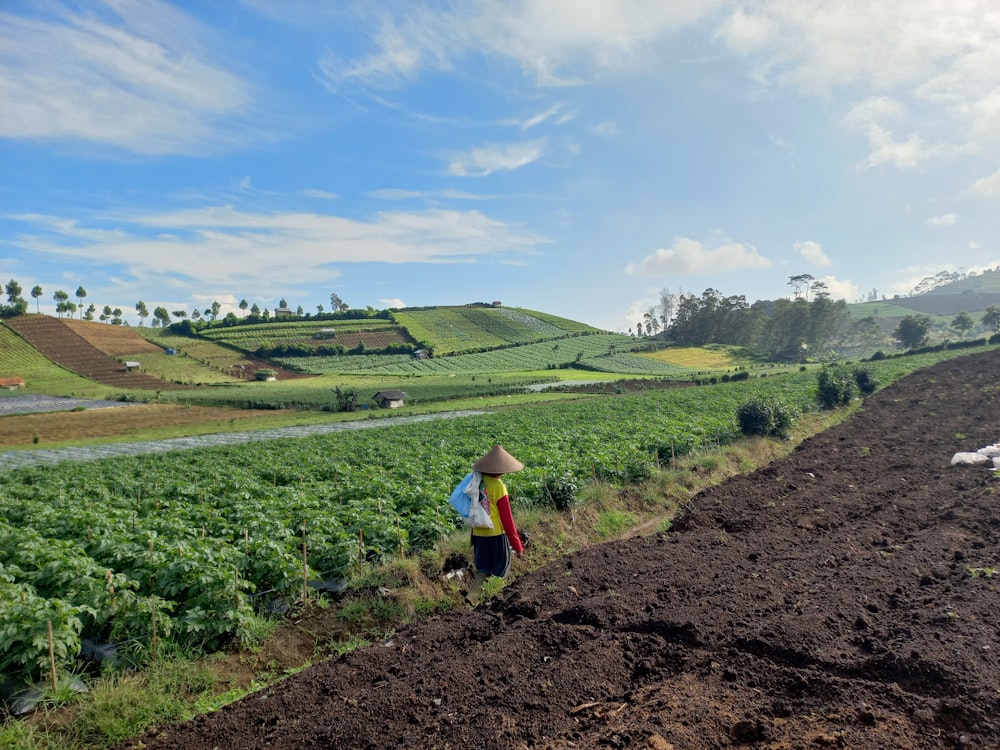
[111,308,123,325]
[135,300,149,326]
[894,314,932,349]
[239,298,249,316]
[787,274,815,300]
[950,311,975,338]
[210,300,221,321]
[2,279,28,317]
[330,293,348,313]
[30,285,42,313]
[152,306,171,328]
[84,304,96,321]
[53,290,69,318]
[657,287,677,330]
[981,306,1000,334]
[101,305,113,323]
[75,286,87,318]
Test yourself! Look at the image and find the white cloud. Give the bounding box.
[0,1,257,155]
[969,168,1000,196]
[794,240,831,267]
[380,298,406,309]
[447,140,546,176]
[814,276,859,302]
[301,189,339,200]
[626,237,772,276]
[511,103,570,130]
[6,206,549,294]
[316,1,725,92]
[719,3,1000,168]
[367,189,423,201]
[926,213,958,227]
[593,121,618,137]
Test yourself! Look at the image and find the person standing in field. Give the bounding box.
[467,444,525,604]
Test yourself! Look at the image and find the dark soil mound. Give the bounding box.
[121,349,1000,750]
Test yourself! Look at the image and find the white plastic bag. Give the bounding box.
[466,495,494,530]
[951,452,989,466]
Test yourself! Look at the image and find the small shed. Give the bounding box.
[274,307,295,317]
[373,390,408,409]
[0,376,25,390]
[412,349,429,360]
[123,361,141,373]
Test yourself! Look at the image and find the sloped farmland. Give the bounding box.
[122,347,1000,749]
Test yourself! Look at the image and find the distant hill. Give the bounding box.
[849,267,1000,326]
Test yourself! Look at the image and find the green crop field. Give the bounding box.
[277,333,648,375]
[157,372,559,410]
[390,306,593,355]
[202,319,401,350]
[0,369,822,689]
[0,342,989,695]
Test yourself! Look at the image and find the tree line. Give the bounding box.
[635,278,1000,361]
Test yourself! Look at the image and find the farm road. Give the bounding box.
[0,409,486,471]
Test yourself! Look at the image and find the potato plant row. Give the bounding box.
[0,373,821,689]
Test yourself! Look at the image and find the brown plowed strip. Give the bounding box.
[0,403,280,447]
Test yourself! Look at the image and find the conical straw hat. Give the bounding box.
[473,444,524,474]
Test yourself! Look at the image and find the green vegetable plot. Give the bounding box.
[0,372,820,689]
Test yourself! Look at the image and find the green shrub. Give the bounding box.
[736,396,795,438]
[816,365,857,409]
[542,472,579,510]
[852,366,880,396]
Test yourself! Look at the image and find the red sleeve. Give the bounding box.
[496,495,523,554]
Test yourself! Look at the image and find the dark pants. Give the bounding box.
[469,534,512,600]
[473,533,512,577]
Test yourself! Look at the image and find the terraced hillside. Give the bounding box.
[393,306,600,355]
[4,316,187,391]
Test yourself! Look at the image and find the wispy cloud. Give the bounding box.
[6,206,549,296]
[314,2,724,93]
[718,2,1000,169]
[508,103,572,130]
[447,140,546,176]
[926,213,959,227]
[794,240,831,267]
[626,237,771,276]
[301,189,339,200]
[969,168,1000,196]
[0,1,259,155]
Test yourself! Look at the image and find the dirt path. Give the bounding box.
[120,349,1000,749]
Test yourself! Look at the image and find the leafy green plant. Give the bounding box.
[542,472,579,510]
[852,366,880,396]
[736,396,796,438]
[816,365,858,409]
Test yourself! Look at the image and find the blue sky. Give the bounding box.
[2,1,999,332]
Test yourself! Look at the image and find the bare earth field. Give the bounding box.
[120,348,1000,749]
[0,404,279,447]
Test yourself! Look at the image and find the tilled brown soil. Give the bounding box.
[121,349,1000,750]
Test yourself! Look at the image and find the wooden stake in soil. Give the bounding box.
[47,621,57,694]
[301,521,308,604]
[358,528,364,573]
[150,597,158,661]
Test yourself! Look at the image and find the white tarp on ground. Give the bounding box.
[0,395,135,417]
[951,443,1000,467]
